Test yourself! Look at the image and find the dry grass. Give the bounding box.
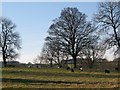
[1,67,120,89]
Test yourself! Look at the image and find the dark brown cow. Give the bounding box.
[71,68,74,72]
[66,67,70,70]
[105,69,110,73]
[115,67,119,71]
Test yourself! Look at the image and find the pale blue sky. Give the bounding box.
[2,2,110,63]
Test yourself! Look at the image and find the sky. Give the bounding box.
[1,2,114,63]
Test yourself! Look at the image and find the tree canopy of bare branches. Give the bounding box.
[94,2,120,51]
[0,17,21,67]
[47,7,97,68]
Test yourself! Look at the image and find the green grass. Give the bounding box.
[1,67,120,88]
[68,64,75,69]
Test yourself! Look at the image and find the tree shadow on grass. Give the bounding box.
[1,78,120,85]
[3,70,120,78]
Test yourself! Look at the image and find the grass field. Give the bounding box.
[1,67,120,89]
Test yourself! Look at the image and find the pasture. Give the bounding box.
[1,67,120,89]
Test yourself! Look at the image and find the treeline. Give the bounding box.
[36,2,120,68]
[0,2,120,68]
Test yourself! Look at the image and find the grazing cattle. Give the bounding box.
[115,67,119,71]
[79,66,83,71]
[58,65,62,68]
[66,67,70,70]
[59,66,62,68]
[105,69,110,73]
[71,69,74,72]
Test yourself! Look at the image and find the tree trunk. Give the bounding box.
[89,48,95,69]
[66,59,68,67]
[73,55,77,68]
[89,61,94,69]
[113,27,120,48]
[3,51,7,67]
[50,59,52,67]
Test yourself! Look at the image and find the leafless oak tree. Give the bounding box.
[47,7,96,68]
[0,17,21,67]
[80,41,106,68]
[94,2,120,50]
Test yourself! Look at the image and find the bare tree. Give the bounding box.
[41,43,54,67]
[0,17,21,67]
[45,36,65,67]
[47,7,96,68]
[80,41,106,68]
[94,2,120,50]
[40,39,64,67]
[33,58,40,64]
